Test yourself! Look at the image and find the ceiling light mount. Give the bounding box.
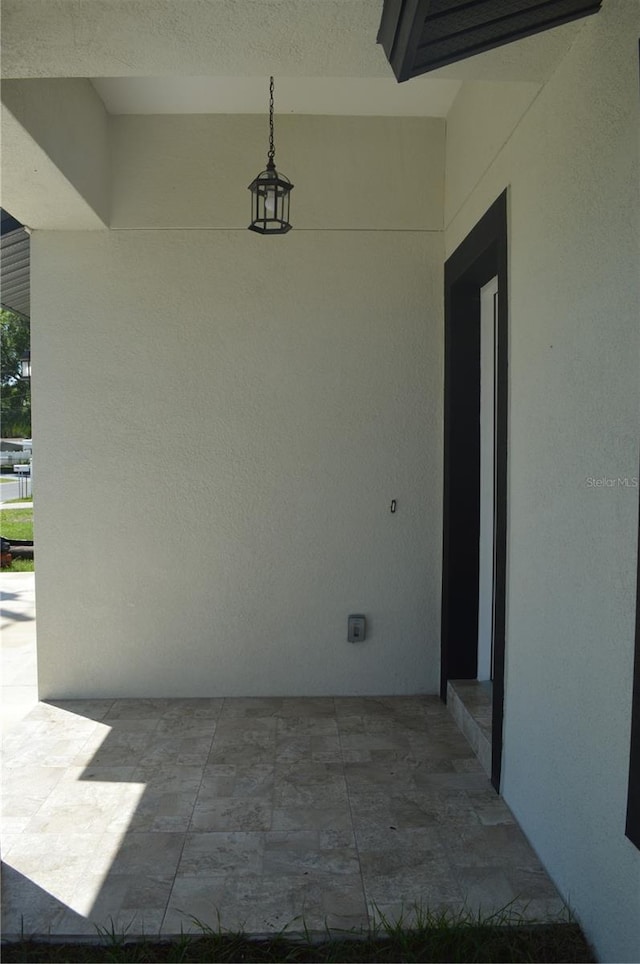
[248,77,293,235]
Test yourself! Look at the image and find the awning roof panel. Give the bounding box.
[378,0,603,81]
[1,209,30,319]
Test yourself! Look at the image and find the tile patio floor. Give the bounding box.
[1,576,565,941]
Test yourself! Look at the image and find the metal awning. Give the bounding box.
[1,209,30,319]
[378,0,603,81]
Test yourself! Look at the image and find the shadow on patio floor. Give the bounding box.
[1,691,565,939]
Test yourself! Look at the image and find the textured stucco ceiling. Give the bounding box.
[2,0,586,116]
[1,0,392,79]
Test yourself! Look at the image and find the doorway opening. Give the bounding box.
[440,191,508,791]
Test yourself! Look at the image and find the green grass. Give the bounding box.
[0,906,594,963]
[0,507,33,540]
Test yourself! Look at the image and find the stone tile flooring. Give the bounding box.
[0,572,38,732]
[1,694,565,939]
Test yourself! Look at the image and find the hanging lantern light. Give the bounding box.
[20,351,31,379]
[248,77,293,235]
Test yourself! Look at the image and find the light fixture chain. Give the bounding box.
[249,73,292,234]
[268,76,275,162]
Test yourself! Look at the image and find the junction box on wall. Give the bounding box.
[348,615,366,643]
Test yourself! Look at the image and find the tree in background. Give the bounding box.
[1,308,31,437]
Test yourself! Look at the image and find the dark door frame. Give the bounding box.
[441,189,508,791]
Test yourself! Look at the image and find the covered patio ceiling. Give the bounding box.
[0,0,606,389]
[3,0,591,108]
[1,0,595,255]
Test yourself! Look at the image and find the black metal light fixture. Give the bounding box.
[248,77,293,235]
[20,351,31,379]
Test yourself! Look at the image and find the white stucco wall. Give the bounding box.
[32,115,444,700]
[444,80,539,227]
[2,79,110,226]
[109,114,444,230]
[445,2,640,961]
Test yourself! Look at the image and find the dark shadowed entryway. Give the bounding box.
[440,190,508,792]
